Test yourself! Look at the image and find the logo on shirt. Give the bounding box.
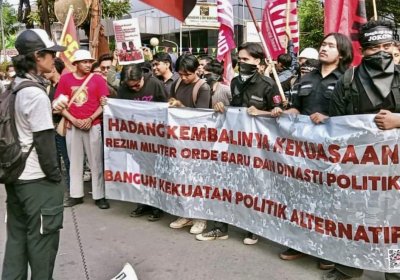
[71,86,88,106]
[273,95,282,105]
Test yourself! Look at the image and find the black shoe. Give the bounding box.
[148,209,163,222]
[319,259,335,270]
[95,198,110,209]
[279,248,305,260]
[130,205,151,217]
[64,197,83,207]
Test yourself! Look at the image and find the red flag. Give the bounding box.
[58,11,80,73]
[217,0,236,84]
[324,0,367,65]
[261,0,299,60]
[140,0,196,22]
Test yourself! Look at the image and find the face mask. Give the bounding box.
[238,62,258,76]
[8,71,16,78]
[362,51,394,72]
[204,73,220,86]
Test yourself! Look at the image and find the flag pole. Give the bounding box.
[57,5,74,58]
[284,0,291,52]
[244,0,286,102]
[372,0,377,20]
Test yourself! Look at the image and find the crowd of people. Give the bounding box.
[2,19,400,280]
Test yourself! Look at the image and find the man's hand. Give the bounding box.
[52,95,69,112]
[247,106,263,116]
[80,118,93,130]
[271,107,283,118]
[374,110,400,130]
[71,118,83,129]
[214,102,225,113]
[310,112,329,124]
[168,98,184,108]
[100,96,108,107]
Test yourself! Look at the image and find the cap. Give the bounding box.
[15,29,65,55]
[71,50,96,64]
[298,48,319,60]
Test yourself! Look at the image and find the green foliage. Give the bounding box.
[365,0,399,26]
[298,0,324,50]
[1,2,18,49]
[102,0,131,19]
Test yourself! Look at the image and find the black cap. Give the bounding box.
[15,29,66,55]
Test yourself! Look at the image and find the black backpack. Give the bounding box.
[0,80,40,184]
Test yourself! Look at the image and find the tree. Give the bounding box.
[1,2,18,49]
[298,0,324,50]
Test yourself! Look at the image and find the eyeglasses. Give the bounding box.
[100,66,111,71]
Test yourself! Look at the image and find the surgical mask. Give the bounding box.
[204,73,220,86]
[362,51,394,72]
[238,62,258,76]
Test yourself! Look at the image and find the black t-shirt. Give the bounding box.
[230,73,282,110]
[117,73,167,102]
[293,68,343,116]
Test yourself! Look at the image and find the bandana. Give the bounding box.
[360,26,393,48]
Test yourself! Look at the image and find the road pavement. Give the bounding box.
[0,184,383,280]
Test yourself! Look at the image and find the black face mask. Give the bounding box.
[204,73,220,87]
[362,51,394,72]
[238,62,258,77]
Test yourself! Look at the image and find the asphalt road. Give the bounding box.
[0,184,383,280]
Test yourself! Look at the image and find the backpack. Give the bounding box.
[174,78,210,108]
[344,66,400,114]
[0,80,40,184]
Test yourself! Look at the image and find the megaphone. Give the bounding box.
[111,263,138,280]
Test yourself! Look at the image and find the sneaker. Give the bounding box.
[322,269,352,280]
[196,228,229,241]
[169,217,193,229]
[83,171,91,182]
[148,209,163,222]
[319,259,335,270]
[279,248,305,260]
[130,205,151,217]
[64,197,83,207]
[190,220,207,234]
[95,198,110,209]
[243,232,258,245]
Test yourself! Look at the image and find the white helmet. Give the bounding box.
[299,48,319,60]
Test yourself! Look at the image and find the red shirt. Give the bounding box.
[55,72,109,125]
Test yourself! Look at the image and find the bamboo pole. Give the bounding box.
[244,0,286,102]
[372,0,377,20]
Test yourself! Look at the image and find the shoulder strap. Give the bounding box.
[174,78,182,97]
[391,72,400,113]
[192,79,207,106]
[12,80,44,94]
[343,67,359,114]
[68,73,94,107]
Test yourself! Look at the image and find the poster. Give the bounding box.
[113,18,144,65]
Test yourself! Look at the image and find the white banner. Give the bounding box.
[104,99,400,272]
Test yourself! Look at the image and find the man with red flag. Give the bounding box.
[324,0,367,65]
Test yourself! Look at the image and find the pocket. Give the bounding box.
[298,87,313,97]
[322,84,336,99]
[40,205,64,235]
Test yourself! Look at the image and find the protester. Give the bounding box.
[328,21,400,280]
[43,57,70,194]
[169,54,211,234]
[298,47,319,67]
[276,53,294,83]
[393,41,400,65]
[203,61,232,107]
[98,53,117,97]
[152,52,179,96]
[197,55,213,78]
[2,64,16,87]
[117,63,167,101]
[198,42,283,243]
[2,28,64,280]
[54,49,110,209]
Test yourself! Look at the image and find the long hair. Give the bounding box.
[12,50,51,78]
[120,64,143,85]
[320,33,354,73]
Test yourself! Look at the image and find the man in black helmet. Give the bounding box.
[2,28,65,280]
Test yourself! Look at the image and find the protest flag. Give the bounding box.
[216,0,236,84]
[140,0,196,22]
[261,0,299,60]
[58,5,79,73]
[324,0,367,65]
